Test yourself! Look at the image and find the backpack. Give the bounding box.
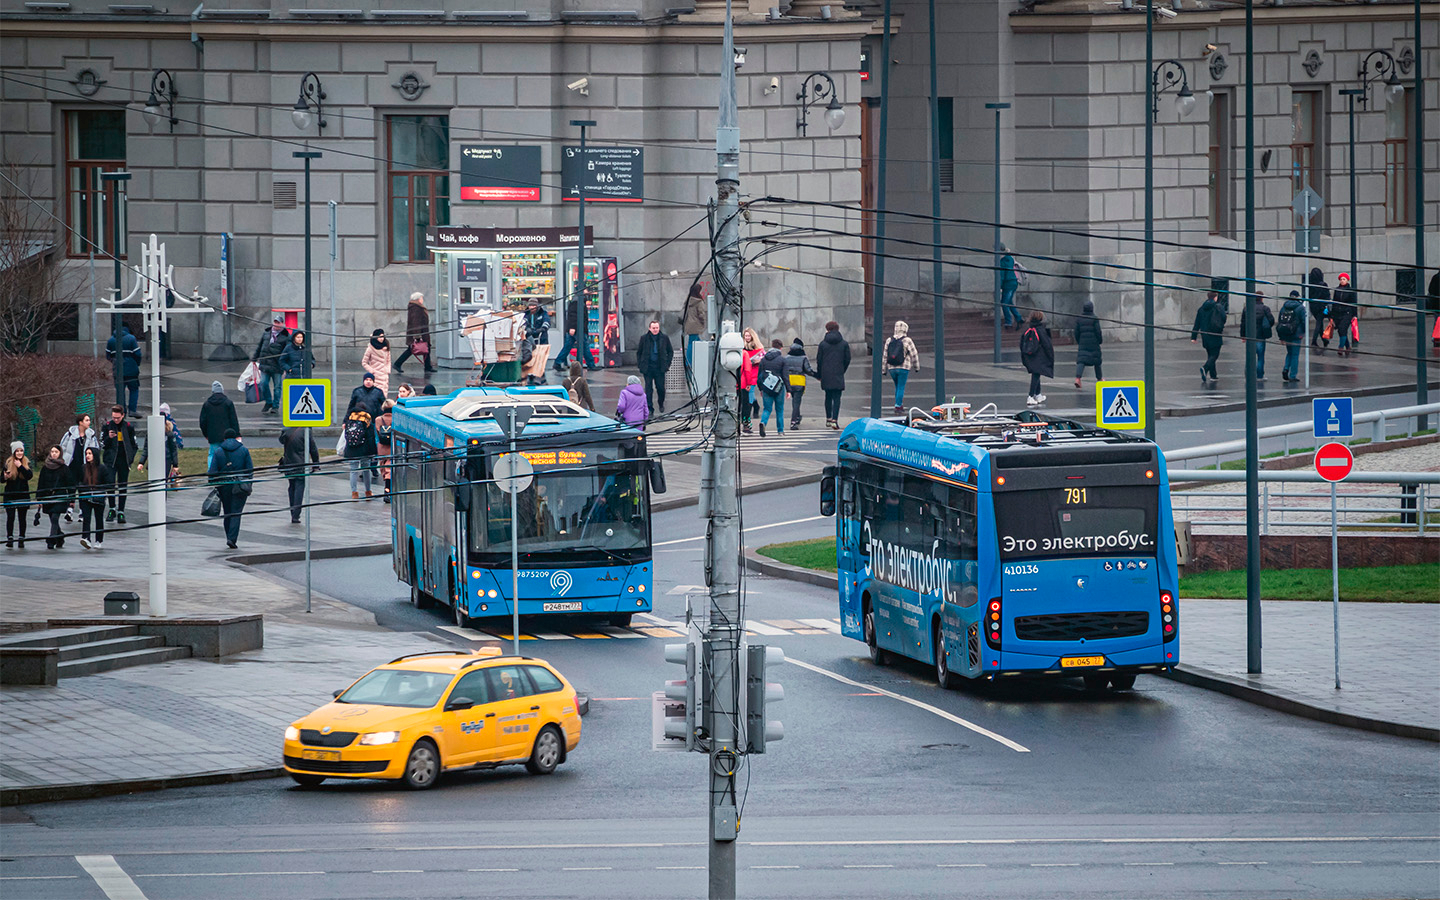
[1020,327,1040,357]
[1276,301,1301,340]
[1014,260,1029,286]
[1207,302,1227,334]
[343,411,372,448]
[519,338,534,366]
[1257,306,1274,341]
[886,338,906,367]
[759,368,783,395]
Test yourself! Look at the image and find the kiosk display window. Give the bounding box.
[500,252,557,311]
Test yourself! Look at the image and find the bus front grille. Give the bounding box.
[1013,611,1149,642]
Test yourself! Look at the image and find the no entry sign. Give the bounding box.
[1314,442,1354,482]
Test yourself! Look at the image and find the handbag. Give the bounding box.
[1322,320,1335,341]
[412,339,430,355]
[244,381,262,404]
[201,488,222,518]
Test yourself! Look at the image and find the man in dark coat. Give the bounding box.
[1072,300,1103,388]
[635,320,675,415]
[348,372,386,419]
[208,429,254,549]
[1020,310,1054,406]
[1190,291,1227,384]
[98,405,137,523]
[1330,273,1357,357]
[252,315,290,414]
[105,324,142,416]
[814,321,852,430]
[1306,267,1331,351]
[1238,292,1275,378]
[278,426,321,524]
[199,381,240,472]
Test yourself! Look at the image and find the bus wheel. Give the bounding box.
[410,583,434,610]
[1109,673,1137,691]
[1082,674,1109,692]
[934,622,957,690]
[608,613,633,628]
[864,606,889,666]
[453,600,472,630]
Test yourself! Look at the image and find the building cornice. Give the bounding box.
[1009,2,1437,33]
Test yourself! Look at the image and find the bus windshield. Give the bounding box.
[471,462,650,563]
[992,484,1158,560]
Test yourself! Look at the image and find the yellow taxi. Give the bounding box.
[282,648,582,790]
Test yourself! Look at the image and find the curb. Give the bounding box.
[228,543,391,566]
[742,543,1437,742]
[1155,379,1440,419]
[653,471,823,514]
[2,766,283,807]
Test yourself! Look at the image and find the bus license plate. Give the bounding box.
[1060,655,1105,668]
[301,749,339,761]
[543,602,582,612]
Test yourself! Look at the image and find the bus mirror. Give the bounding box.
[820,466,836,517]
[649,458,668,495]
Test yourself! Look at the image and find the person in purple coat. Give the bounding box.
[616,375,649,428]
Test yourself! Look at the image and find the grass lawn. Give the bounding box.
[757,539,1435,602]
[173,447,284,478]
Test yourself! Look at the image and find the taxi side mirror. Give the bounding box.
[445,696,475,712]
[332,689,344,699]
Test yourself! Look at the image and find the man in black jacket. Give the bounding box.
[105,325,142,416]
[814,321,852,430]
[208,429,254,549]
[1238,292,1275,378]
[278,426,321,524]
[1191,291,1227,384]
[635,320,674,415]
[199,381,240,472]
[253,316,290,414]
[99,405,137,523]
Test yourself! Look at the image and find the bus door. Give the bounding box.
[423,453,447,601]
[392,437,411,583]
[835,471,863,637]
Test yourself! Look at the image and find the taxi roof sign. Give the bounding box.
[282,378,331,427]
[1095,380,1145,430]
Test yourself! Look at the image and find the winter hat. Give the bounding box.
[1338,273,1350,282]
[791,338,805,349]
[627,375,641,385]
[363,372,375,382]
[1290,290,1301,298]
[10,441,23,454]
[372,328,385,337]
[159,403,171,415]
[223,428,238,440]
[1082,300,1095,314]
[211,381,224,393]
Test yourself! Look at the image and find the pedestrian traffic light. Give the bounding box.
[743,642,784,754]
[664,626,705,752]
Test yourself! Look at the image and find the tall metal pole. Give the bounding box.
[329,201,338,422]
[145,257,165,617]
[510,424,521,657]
[928,0,944,405]
[708,4,744,895]
[1330,481,1340,690]
[294,151,322,379]
[100,172,131,409]
[1243,0,1261,674]
[571,119,596,370]
[1413,0,1428,430]
[1143,6,1156,440]
[869,0,893,417]
[1343,90,1361,333]
[987,103,1008,365]
[305,426,312,615]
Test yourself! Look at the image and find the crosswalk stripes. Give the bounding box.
[436,618,844,644]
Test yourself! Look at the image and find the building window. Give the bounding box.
[936,97,954,193]
[1384,90,1410,226]
[1208,91,1231,237]
[1289,90,1321,195]
[387,115,450,264]
[65,110,126,258]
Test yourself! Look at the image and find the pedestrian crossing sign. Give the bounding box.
[282,379,331,427]
[1096,380,1145,430]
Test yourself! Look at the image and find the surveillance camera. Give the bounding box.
[1203,43,1218,56]
[1155,6,1177,17]
[764,76,780,95]
[566,77,589,95]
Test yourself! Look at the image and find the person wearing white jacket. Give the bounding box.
[361,330,393,395]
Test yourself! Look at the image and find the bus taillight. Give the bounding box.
[985,598,1002,650]
[1161,590,1177,642]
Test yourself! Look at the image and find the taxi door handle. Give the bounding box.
[485,712,495,717]
[530,705,540,711]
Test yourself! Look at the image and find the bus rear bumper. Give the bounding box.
[994,644,1174,677]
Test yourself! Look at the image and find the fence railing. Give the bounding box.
[1164,402,1440,471]
[1168,469,1439,535]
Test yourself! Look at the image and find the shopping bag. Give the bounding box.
[244,381,262,404]
[1350,318,1360,341]
[201,488,222,518]
[237,361,259,391]
[1322,320,1334,341]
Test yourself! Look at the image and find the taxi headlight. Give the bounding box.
[358,731,402,746]
[284,725,300,742]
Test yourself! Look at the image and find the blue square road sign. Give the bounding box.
[282,379,331,427]
[1096,380,1145,430]
[1312,396,1352,439]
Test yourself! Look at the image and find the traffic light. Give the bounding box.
[663,623,705,752]
[743,642,784,754]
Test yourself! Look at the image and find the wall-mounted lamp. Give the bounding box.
[1357,48,1404,108]
[143,68,177,132]
[1151,59,1195,117]
[795,71,844,136]
[291,71,327,133]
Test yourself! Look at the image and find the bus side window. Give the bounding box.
[839,478,855,518]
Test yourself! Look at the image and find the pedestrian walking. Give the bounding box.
[1306,267,1331,352]
[279,330,312,382]
[1072,300,1104,388]
[553,294,588,372]
[681,282,707,367]
[739,328,763,434]
[136,418,181,489]
[348,372,386,420]
[881,321,920,413]
[1191,291,1227,384]
[1020,310,1055,407]
[278,425,320,523]
[815,321,851,430]
[376,400,395,503]
[106,323,143,416]
[252,315,290,414]
[523,302,552,385]
[563,360,595,411]
[635,320,674,415]
[199,381,240,472]
[393,292,435,374]
[77,446,113,550]
[157,403,185,450]
[781,338,819,430]
[99,405,137,523]
[998,244,1024,330]
[616,375,649,428]
[60,414,99,518]
[3,442,32,548]
[1238,291,1275,378]
[1429,271,1440,348]
[208,429,254,549]
[1330,273,1357,357]
[361,330,393,395]
[756,339,787,437]
[37,445,73,550]
[1276,291,1307,383]
[341,403,378,500]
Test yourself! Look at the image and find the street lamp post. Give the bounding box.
[100,171,131,410]
[869,0,893,417]
[292,73,325,615]
[985,102,1009,366]
[794,72,845,136]
[928,0,944,405]
[1339,86,1365,327]
[571,119,597,370]
[1414,0,1428,430]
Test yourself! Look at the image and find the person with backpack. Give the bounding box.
[208,429,254,549]
[342,404,378,500]
[1238,291,1275,378]
[756,340,788,437]
[375,400,395,503]
[635,320,675,416]
[1330,273,1357,358]
[1276,291,1307,383]
[348,372,386,420]
[136,418,181,489]
[563,361,595,412]
[1306,267,1331,352]
[1072,300,1104,389]
[278,425,321,523]
[59,413,98,524]
[1020,310,1055,407]
[105,324,143,417]
[199,382,240,472]
[36,445,73,550]
[781,338,820,431]
[681,282,707,368]
[998,244,1024,330]
[815,321,852,430]
[252,316,290,415]
[76,447,114,550]
[881,321,919,413]
[616,375,649,428]
[1191,291,1227,384]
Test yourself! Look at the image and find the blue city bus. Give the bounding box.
[391,386,657,628]
[820,408,1178,690]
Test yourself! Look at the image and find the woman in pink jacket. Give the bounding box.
[361,330,392,395]
[739,327,763,434]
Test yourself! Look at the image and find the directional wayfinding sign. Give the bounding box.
[1312,396,1353,439]
[281,379,330,427]
[1314,442,1354,483]
[561,145,645,202]
[1095,380,1145,430]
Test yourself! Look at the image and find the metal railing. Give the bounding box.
[1168,469,1439,535]
[1165,402,1440,471]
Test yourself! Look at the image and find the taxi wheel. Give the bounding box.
[289,773,326,788]
[525,726,563,775]
[864,606,889,666]
[934,622,957,690]
[1082,674,1109,692]
[1109,673,1137,691]
[401,739,441,790]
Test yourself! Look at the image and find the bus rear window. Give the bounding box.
[992,485,1158,560]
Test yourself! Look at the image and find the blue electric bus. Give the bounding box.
[820,407,1178,690]
[391,386,658,628]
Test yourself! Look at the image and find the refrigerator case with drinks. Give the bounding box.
[500,251,558,312]
[567,257,624,368]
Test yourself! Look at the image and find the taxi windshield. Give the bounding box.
[337,669,453,709]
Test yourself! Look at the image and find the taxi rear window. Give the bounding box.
[339,669,452,708]
[524,666,564,694]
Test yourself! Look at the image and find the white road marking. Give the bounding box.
[751,865,800,869]
[76,856,149,900]
[531,632,574,641]
[745,620,789,635]
[597,626,644,639]
[747,836,1437,847]
[936,864,986,868]
[842,864,892,868]
[1312,860,1362,864]
[1123,862,1174,866]
[655,866,705,870]
[666,584,709,595]
[469,868,520,872]
[136,872,325,878]
[1031,863,1078,867]
[797,618,841,633]
[372,869,424,873]
[1217,861,1267,865]
[0,875,80,880]
[785,657,1030,753]
[637,612,684,627]
[654,516,826,547]
[563,866,613,871]
[1178,429,1206,433]
[1406,860,1440,863]
[436,625,496,642]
